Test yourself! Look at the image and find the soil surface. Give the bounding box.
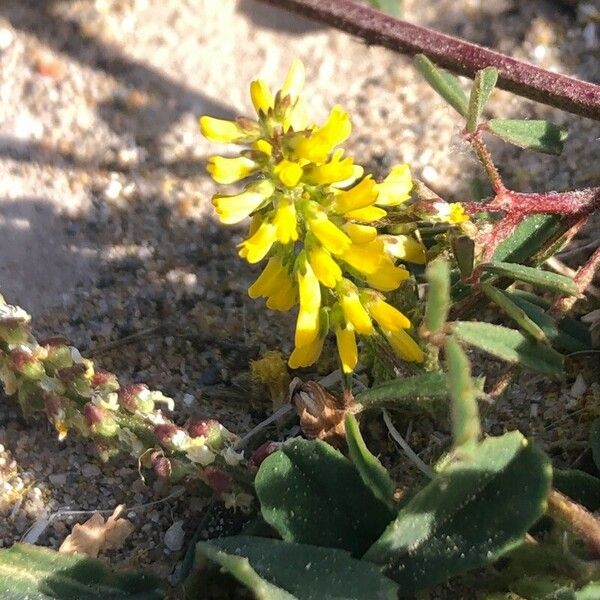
[0,0,599,597]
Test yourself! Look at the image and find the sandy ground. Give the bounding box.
[0,0,599,595]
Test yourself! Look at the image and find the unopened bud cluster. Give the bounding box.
[0,296,251,509]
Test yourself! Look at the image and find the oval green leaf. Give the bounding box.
[487,119,568,155]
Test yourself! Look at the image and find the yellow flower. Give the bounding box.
[295,255,321,347]
[364,295,411,331]
[344,205,387,223]
[367,260,409,291]
[288,335,325,369]
[341,239,386,275]
[307,245,342,288]
[274,159,303,188]
[343,223,378,244]
[339,282,373,335]
[253,139,273,157]
[266,276,298,311]
[248,257,287,299]
[306,209,352,256]
[383,329,424,363]
[273,198,298,244]
[375,164,413,206]
[292,106,351,163]
[199,116,256,144]
[280,58,305,102]
[431,201,470,224]
[335,326,358,374]
[382,234,426,264]
[304,153,356,185]
[250,79,275,115]
[238,221,277,264]
[333,176,378,214]
[207,156,258,184]
[212,180,274,225]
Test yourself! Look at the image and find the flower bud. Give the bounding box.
[83,403,119,438]
[250,441,280,468]
[11,348,46,380]
[204,467,233,494]
[188,419,224,448]
[56,364,87,383]
[118,384,154,414]
[91,371,119,392]
[151,452,172,479]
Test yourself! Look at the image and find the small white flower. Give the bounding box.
[223,446,244,466]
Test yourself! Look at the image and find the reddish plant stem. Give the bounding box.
[259,0,600,120]
[468,132,505,194]
[552,244,600,314]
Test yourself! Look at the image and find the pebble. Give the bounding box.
[49,473,68,486]
[81,464,102,478]
[164,520,185,552]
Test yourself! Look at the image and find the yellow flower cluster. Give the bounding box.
[200,60,426,373]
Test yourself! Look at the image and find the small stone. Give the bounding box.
[49,473,67,486]
[81,463,101,478]
[570,374,588,399]
[0,27,14,51]
[164,520,185,552]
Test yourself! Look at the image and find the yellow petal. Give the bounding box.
[288,335,325,369]
[307,246,342,288]
[308,216,351,256]
[292,106,351,163]
[366,260,409,292]
[212,180,274,225]
[273,198,298,244]
[384,329,424,363]
[335,327,358,374]
[238,221,277,264]
[274,159,303,188]
[281,58,305,102]
[250,79,274,114]
[265,276,297,311]
[334,176,378,214]
[207,156,258,184]
[248,257,285,299]
[343,223,378,244]
[304,156,356,185]
[252,139,273,157]
[340,285,373,335]
[341,240,385,275]
[200,116,253,143]
[330,164,364,189]
[375,164,413,206]
[345,206,387,223]
[295,257,321,347]
[382,235,426,264]
[431,201,470,224]
[365,297,411,331]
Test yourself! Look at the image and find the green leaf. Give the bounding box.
[493,215,562,264]
[364,431,552,593]
[0,543,163,599]
[194,536,398,600]
[505,291,591,353]
[482,261,578,296]
[366,0,403,17]
[487,119,568,155]
[345,414,395,510]
[590,419,600,472]
[576,581,600,599]
[452,321,564,376]
[445,336,481,448]
[482,284,547,342]
[414,54,469,116]
[425,257,451,336]
[553,469,600,511]
[355,372,448,416]
[466,67,498,132]
[255,438,395,556]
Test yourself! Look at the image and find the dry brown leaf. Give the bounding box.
[59,504,134,557]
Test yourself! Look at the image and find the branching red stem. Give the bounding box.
[258,0,600,120]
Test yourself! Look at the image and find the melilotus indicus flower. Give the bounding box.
[201,60,430,374]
